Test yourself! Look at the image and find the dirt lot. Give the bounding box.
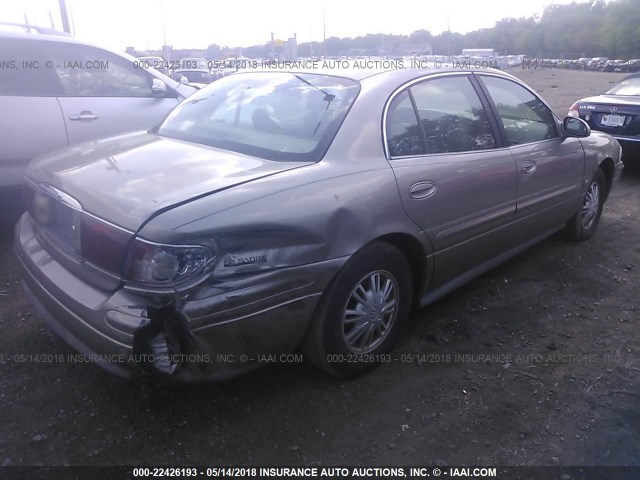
[0,67,638,468]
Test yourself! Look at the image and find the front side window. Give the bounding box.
[45,43,153,97]
[409,76,496,154]
[480,76,558,146]
[156,72,360,162]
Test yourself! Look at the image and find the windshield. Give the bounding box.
[606,77,640,96]
[155,72,360,162]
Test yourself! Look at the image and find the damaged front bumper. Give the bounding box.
[15,213,345,383]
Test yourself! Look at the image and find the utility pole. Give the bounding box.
[160,0,169,61]
[446,15,451,59]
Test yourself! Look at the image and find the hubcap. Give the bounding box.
[582,181,600,230]
[342,270,399,353]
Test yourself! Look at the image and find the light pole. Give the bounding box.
[160,0,169,60]
[322,0,326,59]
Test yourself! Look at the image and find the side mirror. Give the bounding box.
[563,116,591,138]
[151,78,168,95]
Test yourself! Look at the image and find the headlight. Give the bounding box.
[124,238,214,288]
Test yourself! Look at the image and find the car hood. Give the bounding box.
[26,131,310,232]
[578,94,640,107]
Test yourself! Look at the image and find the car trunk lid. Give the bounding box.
[577,95,640,137]
[24,131,310,290]
[26,131,310,233]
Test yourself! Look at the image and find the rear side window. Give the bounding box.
[0,39,61,96]
[410,76,496,154]
[480,76,558,146]
[386,90,425,157]
[43,42,154,97]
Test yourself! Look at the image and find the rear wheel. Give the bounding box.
[302,242,412,377]
[563,168,605,241]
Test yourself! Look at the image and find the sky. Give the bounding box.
[2,0,589,51]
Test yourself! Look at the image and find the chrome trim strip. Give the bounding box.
[614,135,640,143]
[388,146,511,161]
[38,183,83,211]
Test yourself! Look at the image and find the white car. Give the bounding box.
[0,23,196,190]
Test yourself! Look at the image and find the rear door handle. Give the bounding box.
[409,181,437,199]
[69,111,99,121]
[521,161,537,175]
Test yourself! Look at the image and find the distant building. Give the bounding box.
[461,48,497,57]
[285,35,298,61]
[269,33,298,60]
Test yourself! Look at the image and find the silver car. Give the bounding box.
[15,67,623,383]
[0,25,196,190]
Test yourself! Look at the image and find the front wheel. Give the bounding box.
[302,242,413,378]
[563,168,605,241]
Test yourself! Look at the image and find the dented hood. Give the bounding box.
[26,131,310,232]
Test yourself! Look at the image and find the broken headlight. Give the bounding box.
[124,238,214,288]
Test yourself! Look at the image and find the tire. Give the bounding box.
[302,242,412,378]
[563,168,605,241]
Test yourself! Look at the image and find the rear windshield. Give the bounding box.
[606,77,640,96]
[156,72,360,162]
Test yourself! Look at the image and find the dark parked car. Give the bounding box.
[569,73,640,161]
[16,68,623,383]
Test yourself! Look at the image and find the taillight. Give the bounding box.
[123,238,214,288]
[568,102,580,118]
[22,182,214,288]
[81,214,132,275]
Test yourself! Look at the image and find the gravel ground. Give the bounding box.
[0,67,638,468]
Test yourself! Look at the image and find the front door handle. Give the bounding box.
[409,181,437,199]
[521,161,537,175]
[69,111,99,121]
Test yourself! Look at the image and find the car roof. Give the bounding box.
[0,22,71,37]
[0,28,89,44]
[235,65,517,83]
